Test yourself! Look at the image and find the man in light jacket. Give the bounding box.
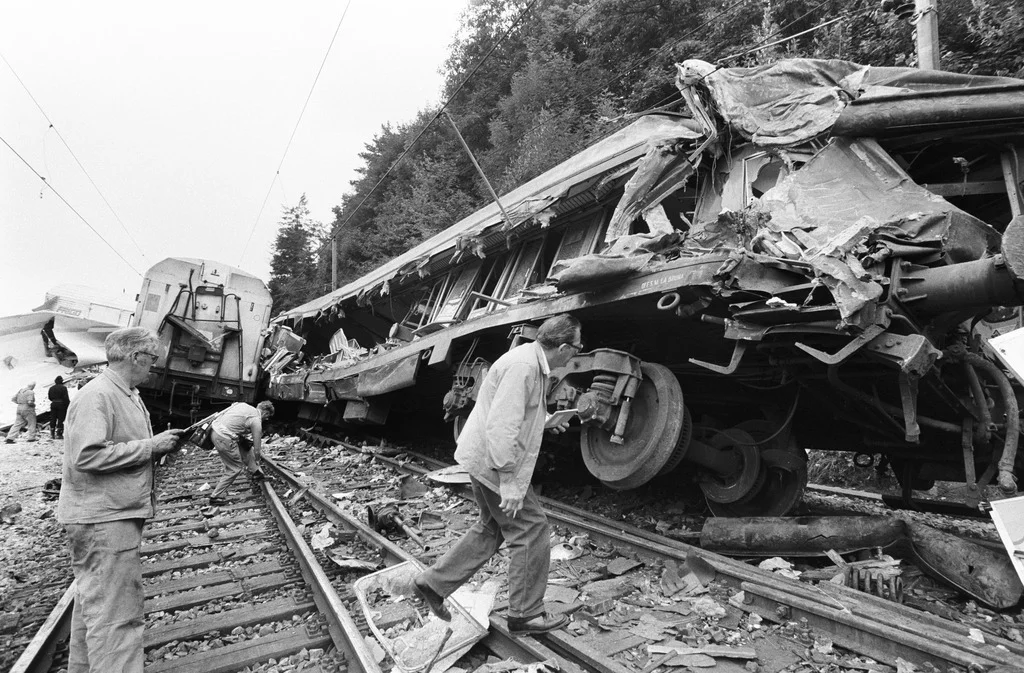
[207,400,274,506]
[6,381,38,443]
[57,327,183,673]
[414,314,582,636]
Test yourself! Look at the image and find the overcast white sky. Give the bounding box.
[0,0,469,318]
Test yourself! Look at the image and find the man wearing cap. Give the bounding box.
[49,376,70,439]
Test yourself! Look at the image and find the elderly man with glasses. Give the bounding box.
[413,313,583,636]
[58,327,183,673]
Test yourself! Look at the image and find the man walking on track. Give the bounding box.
[413,313,582,636]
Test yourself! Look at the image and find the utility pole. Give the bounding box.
[331,233,338,291]
[915,0,939,70]
[881,0,939,70]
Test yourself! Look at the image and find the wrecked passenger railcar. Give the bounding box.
[266,58,1024,516]
[133,257,273,420]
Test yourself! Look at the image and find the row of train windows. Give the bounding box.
[401,208,607,330]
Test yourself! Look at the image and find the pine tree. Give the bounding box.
[268,194,324,313]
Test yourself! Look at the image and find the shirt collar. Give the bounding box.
[104,368,138,397]
[536,341,551,377]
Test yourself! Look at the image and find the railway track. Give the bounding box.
[284,428,1024,672]
[12,429,1024,673]
[11,438,590,673]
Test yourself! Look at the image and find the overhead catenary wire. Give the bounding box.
[1,133,142,276]
[313,0,544,262]
[0,49,148,261]
[238,0,354,267]
[507,0,752,150]
[636,0,847,114]
[309,0,857,295]
[302,0,775,293]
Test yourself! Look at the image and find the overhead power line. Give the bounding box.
[2,133,142,276]
[639,0,843,113]
[238,0,354,267]
[512,0,751,144]
[316,0,544,259]
[0,49,148,262]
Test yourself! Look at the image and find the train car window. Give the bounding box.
[144,293,161,312]
[550,210,605,265]
[538,229,565,279]
[500,238,545,300]
[403,273,452,328]
[468,253,512,318]
[433,260,483,323]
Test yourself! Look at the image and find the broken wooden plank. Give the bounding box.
[648,643,758,660]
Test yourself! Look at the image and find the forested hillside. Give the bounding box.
[268,0,1024,313]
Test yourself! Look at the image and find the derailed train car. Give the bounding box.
[265,58,1024,516]
[133,257,273,421]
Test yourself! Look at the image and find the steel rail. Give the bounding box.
[10,459,377,673]
[260,453,568,672]
[8,580,76,673]
[260,480,383,673]
[296,430,1024,671]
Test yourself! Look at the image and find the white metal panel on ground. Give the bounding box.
[0,312,115,427]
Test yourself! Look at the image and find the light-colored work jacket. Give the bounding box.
[12,387,35,409]
[454,342,549,497]
[57,369,156,524]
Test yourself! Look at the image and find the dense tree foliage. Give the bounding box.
[286,0,1024,300]
[267,194,326,312]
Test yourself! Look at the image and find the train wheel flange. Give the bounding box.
[580,362,684,490]
[698,429,762,504]
[658,404,693,476]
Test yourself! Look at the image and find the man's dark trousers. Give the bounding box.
[420,477,550,619]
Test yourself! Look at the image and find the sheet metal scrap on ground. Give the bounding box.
[262,57,1024,521]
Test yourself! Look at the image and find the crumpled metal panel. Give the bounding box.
[355,353,421,397]
[268,373,306,401]
[326,375,360,401]
[687,58,868,146]
[605,139,700,241]
[760,138,998,261]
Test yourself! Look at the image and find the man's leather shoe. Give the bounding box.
[209,496,229,506]
[507,612,568,636]
[250,470,266,482]
[412,575,451,621]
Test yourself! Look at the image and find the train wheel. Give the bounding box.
[704,420,808,517]
[452,415,466,442]
[658,404,693,476]
[580,362,685,490]
[698,429,763,504]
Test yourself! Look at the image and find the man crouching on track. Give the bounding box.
[414,313,582,636]
[57,327,184,673]
[207,399,274,506]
